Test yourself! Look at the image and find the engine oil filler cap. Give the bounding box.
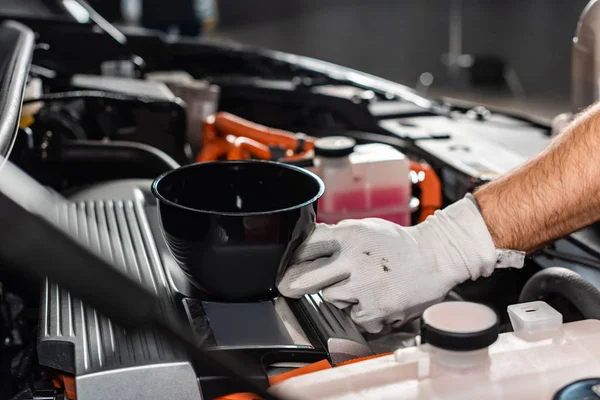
[421,302,499,351]
[314,136,356,157]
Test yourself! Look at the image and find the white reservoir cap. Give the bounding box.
[507,301,563,332]
[314,136,356,157]
[421,302,499,351]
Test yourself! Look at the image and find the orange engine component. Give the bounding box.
[216,359,333,400]
[226,135,271,160]
[214,393,263,400]
[197,138,230,162]
[213,112,315,152]
[410,160,442,222]
[216,353,392,399]
[196,112,314,163]
[52,373,77,400]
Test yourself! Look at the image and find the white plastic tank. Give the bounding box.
[270,301,600,400]
[311,137,412,226]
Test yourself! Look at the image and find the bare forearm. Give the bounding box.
[474,103,600,253]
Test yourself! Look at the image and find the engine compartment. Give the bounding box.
[0,8,600,400]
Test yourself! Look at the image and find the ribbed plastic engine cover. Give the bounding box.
[37,182,200,400]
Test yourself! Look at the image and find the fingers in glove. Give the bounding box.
[291,223,340,264]
[349,303,385,334]
[278,257,349,298]
[321,279,357,309]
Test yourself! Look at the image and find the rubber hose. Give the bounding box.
[519,267,600,320]
[61,140,180,180]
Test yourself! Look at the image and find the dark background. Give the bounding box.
[215,0,589,116]
[18,0,589,117]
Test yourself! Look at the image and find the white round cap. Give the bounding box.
[314,136,356,157]
[421,302,499,351]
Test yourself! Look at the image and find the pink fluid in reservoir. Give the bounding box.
[332,187,408,209]
[317,186,411,226]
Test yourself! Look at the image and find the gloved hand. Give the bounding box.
[278,197,519,333]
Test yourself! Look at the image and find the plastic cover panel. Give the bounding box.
[38,198,184,375]
[298,293,373,364]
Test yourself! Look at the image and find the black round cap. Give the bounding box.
[314,136,356,157]
[420,302,499,352]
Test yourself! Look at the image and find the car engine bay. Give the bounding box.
[2,3,600,400]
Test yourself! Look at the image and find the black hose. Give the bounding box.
[60,140,180,180]
[541,248,600,271]
[519,267,600,320]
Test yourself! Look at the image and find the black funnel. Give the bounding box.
[152,160,324,302]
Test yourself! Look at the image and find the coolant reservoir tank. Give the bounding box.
[270,301,600,399]
[312,136,411,225]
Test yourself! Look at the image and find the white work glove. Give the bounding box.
[278,197,523,333]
